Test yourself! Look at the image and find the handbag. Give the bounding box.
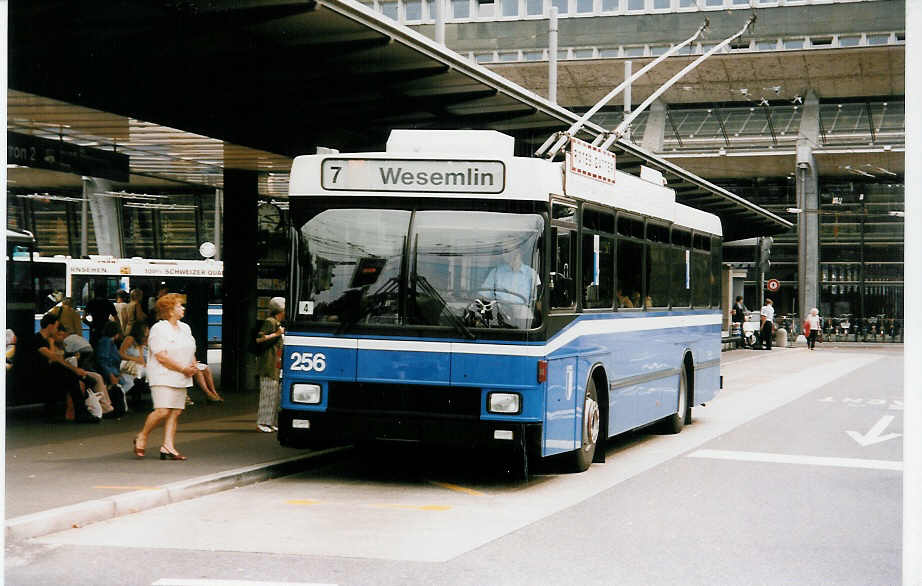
[120,359,141,377]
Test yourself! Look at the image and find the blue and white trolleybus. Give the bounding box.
[278,130,722,475]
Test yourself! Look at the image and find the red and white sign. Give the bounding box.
[766,278,781,292]
[567,137,616,184]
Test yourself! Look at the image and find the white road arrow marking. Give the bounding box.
[846,415,902,447]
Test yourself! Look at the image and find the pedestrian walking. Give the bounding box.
[804,307,821,350]
[133,293,199,460]
[759,298,775,350]
[256,297,285,433]
[732,295,748,346]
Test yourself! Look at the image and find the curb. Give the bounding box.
[5,446,350,541]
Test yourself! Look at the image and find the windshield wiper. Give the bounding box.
[412,273,475,340]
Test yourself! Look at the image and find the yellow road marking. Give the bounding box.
[93,485,160,490]
[428,480,486,497]
[285,499,450,511]
[368,503,452,511]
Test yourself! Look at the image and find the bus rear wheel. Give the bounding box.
[661,367,689,434]
[571,378,600,472]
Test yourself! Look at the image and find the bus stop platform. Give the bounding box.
[4,388,343,542]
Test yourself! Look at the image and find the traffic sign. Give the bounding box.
[766,278,780,292]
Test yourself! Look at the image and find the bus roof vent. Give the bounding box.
[386,129,514,157]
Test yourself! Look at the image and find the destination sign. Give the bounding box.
[321,158,505,194]
[567,137,616,184]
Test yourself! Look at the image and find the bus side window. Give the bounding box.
[646,242,670,308]
[581,233,614,309]
[550,227,575,309]
[616,239,643,309]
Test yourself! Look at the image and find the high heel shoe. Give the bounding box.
[133,438,145,458]
[159,448,187,461]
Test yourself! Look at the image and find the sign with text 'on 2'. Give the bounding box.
[7,131,129,182]
[321,158,505,194]
[567,137,616,184]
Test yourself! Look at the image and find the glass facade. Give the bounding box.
[817,180,903,340]
[718,177,904,342]
[7,190,219,261]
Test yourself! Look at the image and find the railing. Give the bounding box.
[777,314,904,344]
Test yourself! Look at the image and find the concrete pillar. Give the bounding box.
[221,169,259,393]
[640,100,666,152]
[796,91,820,323]
[83,177,123,257]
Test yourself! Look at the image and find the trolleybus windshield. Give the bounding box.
[292,202,545,334]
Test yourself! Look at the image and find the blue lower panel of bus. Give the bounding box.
[280,341,545,455]
[357,349,450,384]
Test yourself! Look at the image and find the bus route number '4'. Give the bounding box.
[290,352,327,372]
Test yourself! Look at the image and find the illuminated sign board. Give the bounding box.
[321,158,505,194]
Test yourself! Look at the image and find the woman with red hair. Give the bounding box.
[133,293,199,460]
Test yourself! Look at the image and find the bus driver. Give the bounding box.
[479,248,540,307]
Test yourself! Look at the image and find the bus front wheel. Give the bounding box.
[571,378,600,472]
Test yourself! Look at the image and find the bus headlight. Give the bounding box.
[487,392,521,414]
[292,383,322,404]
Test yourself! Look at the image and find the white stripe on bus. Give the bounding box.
[284,313,720,357]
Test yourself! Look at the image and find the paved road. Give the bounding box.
[6,346,902,585]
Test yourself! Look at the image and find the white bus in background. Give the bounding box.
[28,255,224,346]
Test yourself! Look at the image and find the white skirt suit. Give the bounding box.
[147,320,196,409]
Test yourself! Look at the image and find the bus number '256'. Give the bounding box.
[290,352,327,372]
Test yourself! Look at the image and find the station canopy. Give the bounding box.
[9,0,791,240]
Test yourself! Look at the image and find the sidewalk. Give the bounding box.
[4,387,342,541]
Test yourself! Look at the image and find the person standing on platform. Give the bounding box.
[115,290,130,332]
[732,296,748,346]
[84,284,118,348]
[124,288,148,336]
[133,293,198,460]
[805,307,821,350]
[256,297,285,433]
[759,298,775,350]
